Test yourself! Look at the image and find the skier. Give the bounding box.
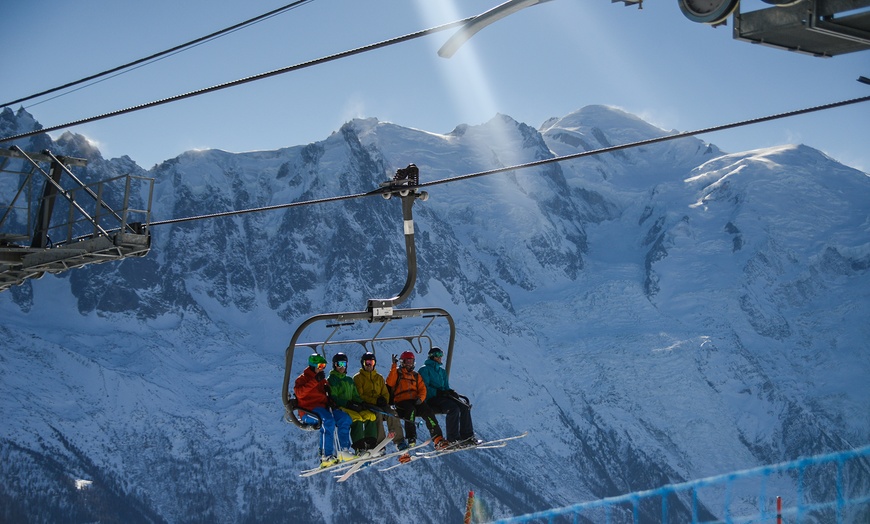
[419,346,476,446]
[326,353,377,454]
[386,351,448,451]
[294,353,355,467]
[353,352,406,452]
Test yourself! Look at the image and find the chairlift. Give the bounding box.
[281,164,456,431]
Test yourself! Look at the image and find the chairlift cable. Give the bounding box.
[1,0,315,109]
[150,191,370,227]
[147,93,870,228]
[0,16,474,145]
[415,93,870,189]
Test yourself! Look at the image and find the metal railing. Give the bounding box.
[1,148,154,291]
[490,445,870,524]
[44,172,153,246]
[1,148,153,248]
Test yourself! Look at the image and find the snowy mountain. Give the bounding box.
[1,104,868,523]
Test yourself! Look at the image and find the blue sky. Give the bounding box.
[2,0,868,172]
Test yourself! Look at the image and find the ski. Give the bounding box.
[415,432,528,458]
[419,441,508,460]
[376,444,505,472]
[335,439,431,482]
[379,432,528,472]
[327,440,422,477]
[299,434,394,478]
[378,454,425,471]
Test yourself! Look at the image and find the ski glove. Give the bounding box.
[345,400,364,412]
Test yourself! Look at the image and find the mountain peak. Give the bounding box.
[541,104,669,139]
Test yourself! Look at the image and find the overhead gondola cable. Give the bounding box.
[146,92,870,228]
[1,0,315,109]
[0,16,474,145]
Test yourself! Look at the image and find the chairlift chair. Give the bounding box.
[281,165,456,431]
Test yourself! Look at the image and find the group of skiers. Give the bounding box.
[294,347,475,468]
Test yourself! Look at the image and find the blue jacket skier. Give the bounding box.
[419,347,475,445]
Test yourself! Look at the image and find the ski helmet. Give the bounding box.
[308,354,327,368]
[361,352,376,365]
[332,352,348,366]
[428,347,444,358]
[400,351,415,362]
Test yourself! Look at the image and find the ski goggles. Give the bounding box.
[335,361,348,367]
[430,351,443,358]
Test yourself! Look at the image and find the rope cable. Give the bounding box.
[0,16,473,145]
[147,93,870,228]
[1,0,314,109]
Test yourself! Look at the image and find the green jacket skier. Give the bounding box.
[327,352,376,452]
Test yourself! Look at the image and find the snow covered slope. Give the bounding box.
[1,105,868,523]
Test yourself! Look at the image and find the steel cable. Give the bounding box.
[147,93,870,228]
[1,0,314,109]
[0,16,473,145]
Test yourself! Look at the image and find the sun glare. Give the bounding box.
[412,1,501,130]
[530,2,678,134]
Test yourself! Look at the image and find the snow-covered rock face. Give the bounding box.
[1,106,868,523]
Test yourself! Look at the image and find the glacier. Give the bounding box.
[1,104,868,523]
